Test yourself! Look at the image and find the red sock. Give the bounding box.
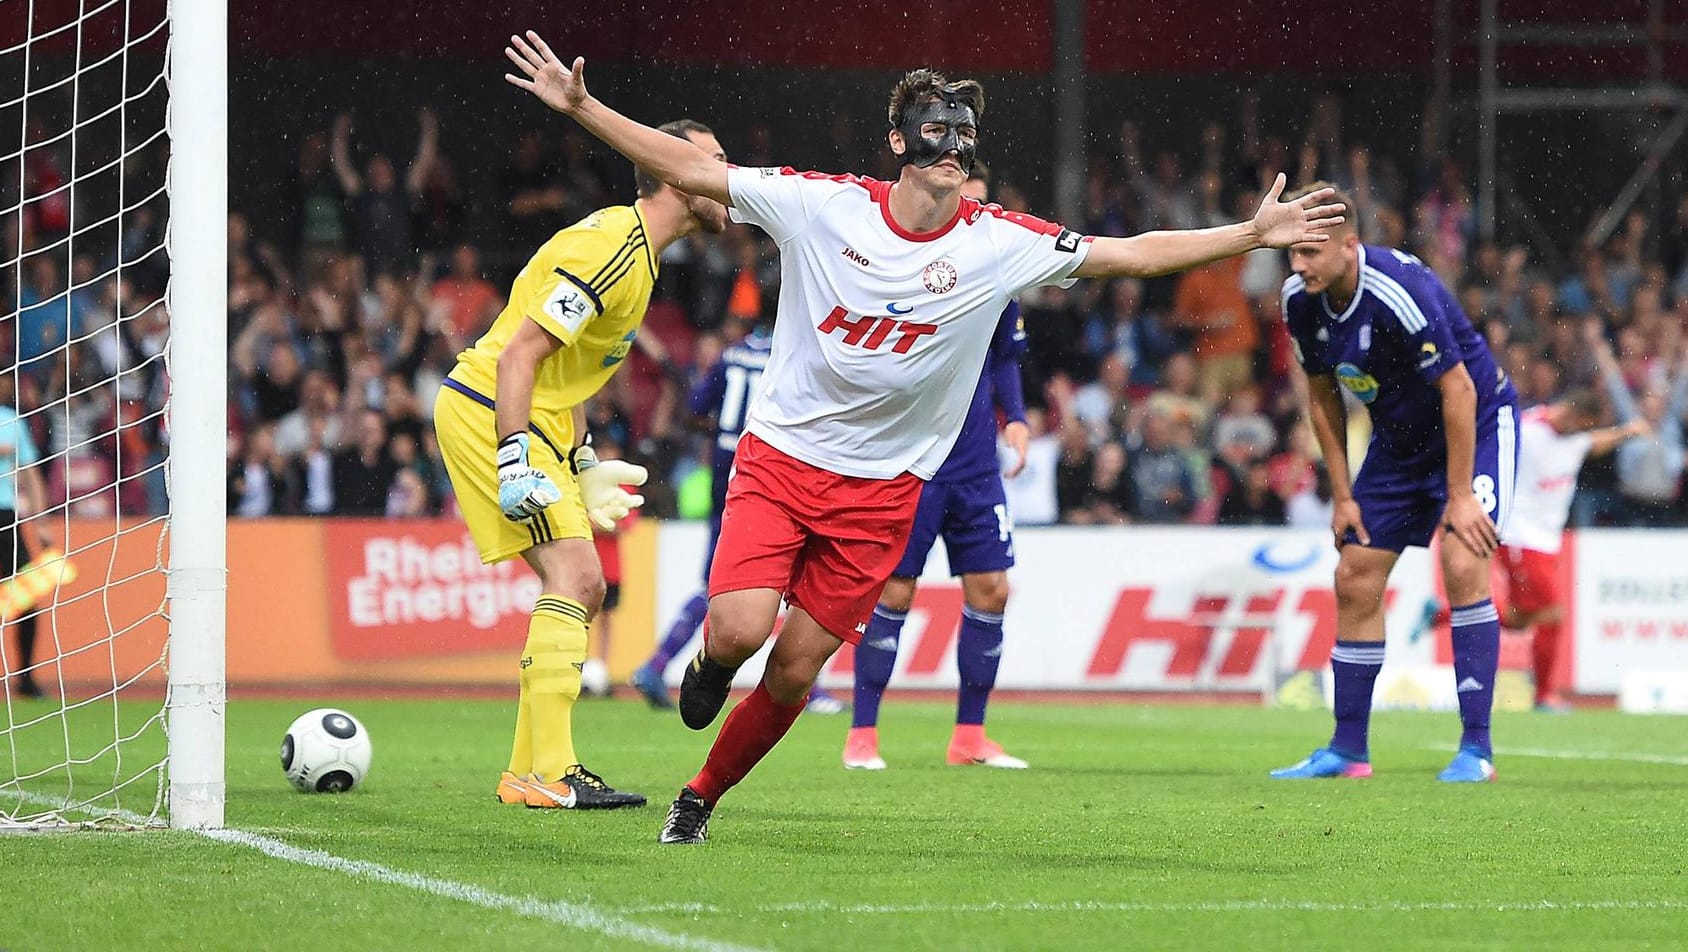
[1532,620,1563,703]
[688,682,805,803]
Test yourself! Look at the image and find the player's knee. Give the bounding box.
[878,577,916,613]
[964,573,1010,614]
[705,605,770,661]
[1333,561,1386,613]
[762,653,822,705]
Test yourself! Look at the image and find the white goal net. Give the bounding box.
[1,0,224,831]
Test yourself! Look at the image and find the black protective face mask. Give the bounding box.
[895,92,978,174]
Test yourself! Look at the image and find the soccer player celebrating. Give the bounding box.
[844,164,1032,772]
[1504,387,1648,711]
[504,30,1342,842]
[1272,183,1518,784]
[433,117,730,809]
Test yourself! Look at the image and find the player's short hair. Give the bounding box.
[1559,386,1603,421]
[887,69,985,130]
[634,119,716,198]
[1289,180,1358,238]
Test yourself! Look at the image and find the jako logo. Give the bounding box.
[817,306,937,354]
[842,246,871,267]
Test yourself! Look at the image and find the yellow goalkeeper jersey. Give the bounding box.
[447,205,657,438]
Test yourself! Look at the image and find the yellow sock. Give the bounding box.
[526,595,590,782]
[506,693,532,776]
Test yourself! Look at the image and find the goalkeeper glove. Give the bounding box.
[497,433,562,521]
[570,444,649,532]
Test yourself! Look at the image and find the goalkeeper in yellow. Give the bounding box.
[435,119,730,809]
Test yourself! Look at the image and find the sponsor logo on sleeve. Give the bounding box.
[1053,228,1081,253]
[1418,342,1441,370]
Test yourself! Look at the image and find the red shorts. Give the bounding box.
[708,432,924,644]
[1501,545,1560,615]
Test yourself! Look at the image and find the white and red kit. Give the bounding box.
[709,166,1091,640]
[1501,406,1592,613]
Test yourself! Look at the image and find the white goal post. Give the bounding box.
[164,0,227,831]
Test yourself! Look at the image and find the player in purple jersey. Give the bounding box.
[631,322,846,715]
[843,166,1031,770]
[1271,183,1518,784]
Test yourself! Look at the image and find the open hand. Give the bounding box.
[504,31,587,115]
[1251,173,1346,249]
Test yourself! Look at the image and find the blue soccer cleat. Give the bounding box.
[630,664,673,710]
[1437,748,1496,783]
[1269,747,1373,779]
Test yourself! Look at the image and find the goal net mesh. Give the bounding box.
[1,0,174,830]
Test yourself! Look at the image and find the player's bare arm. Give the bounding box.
[1588,418,1651,456]
[504,31,731,206]
[495,317,562,442]
[1436,364,1498,558]
[1073,174,1343,279]
[1304,373,1368,548]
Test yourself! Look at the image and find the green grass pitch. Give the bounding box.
[2,697,1686,950]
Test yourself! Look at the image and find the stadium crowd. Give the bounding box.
[7,99,1688,529]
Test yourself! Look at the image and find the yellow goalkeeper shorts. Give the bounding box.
[434,378,593,565]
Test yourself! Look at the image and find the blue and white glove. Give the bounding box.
[497,433,562,522]
[570,445,649,532]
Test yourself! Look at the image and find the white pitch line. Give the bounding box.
[13,793,759,952]
[1497,747,1688,767]
[616,898,1688,917]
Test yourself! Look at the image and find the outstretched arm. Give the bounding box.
[504,31,730,206]
[1074,174,1343,279]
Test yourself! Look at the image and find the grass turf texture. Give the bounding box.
[2,698,1686,951]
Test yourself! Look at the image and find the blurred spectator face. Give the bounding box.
[1163,353,1197,396]
[247,425,276,462]
[1226,386,1261,417]
[302,370,338,413]
[1526,279,1555,316]
[383,374,415,415]
[367,154,397,193]
[1246,460,1273,495]
[390,433,417,466]
[29,255,62,295]
[1142,412,1172,450]
[1099,354,1129,393]
[264,345,301,387]
[1059,421,1090,455]
[1092,442,1126,481]
[515,132,543,169]
[1526,357,1560,401]
[358,410,386,453]
[1024,407,1048,438]
[451,244,480,278]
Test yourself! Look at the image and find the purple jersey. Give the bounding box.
[690,326,773,514]
[931,301,1028,483]
[1283,245,1516,460]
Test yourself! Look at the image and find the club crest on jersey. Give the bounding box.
[1335,362,1379,404]
[922,260,959,295]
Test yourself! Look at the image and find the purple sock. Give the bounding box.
[1328,639,1384,761]
[1450,599,1500,759]
[852,605,905,729]
[648,590,709,671]
[956,605,1004,726]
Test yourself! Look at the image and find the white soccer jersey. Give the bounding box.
[727,166,1091,479]
[1504,406,1593,554]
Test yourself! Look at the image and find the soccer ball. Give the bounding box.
[280,708,373,793]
